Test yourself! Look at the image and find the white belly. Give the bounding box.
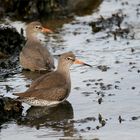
[23,99,61,107]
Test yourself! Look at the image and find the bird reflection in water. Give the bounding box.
[17,101,74,137]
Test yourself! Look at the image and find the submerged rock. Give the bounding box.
[97,65,110,72]
[89,12,132,40]
[0,97,23,125]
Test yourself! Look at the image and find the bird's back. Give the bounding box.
[20,40,54,71]
[28,71,67,91]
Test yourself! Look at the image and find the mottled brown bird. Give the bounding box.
[20,21,54,71]
[14,51,92,106]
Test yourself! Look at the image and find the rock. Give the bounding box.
[0,97,22,124]
[131,116,140,120]
[0,24,25,77]
[97,65,110,72]
[118,115,125,123]
[0,52,9,59]
[0,0,102,20]
[98,97,103,104]
[89,12,131,39]
[0,24,25,56]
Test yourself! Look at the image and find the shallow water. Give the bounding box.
[1,0,140,140]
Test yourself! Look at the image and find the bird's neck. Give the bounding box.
[26,34,43,48]
[57,62,71,82]
[57,63,71,94]
[27,33,39,41]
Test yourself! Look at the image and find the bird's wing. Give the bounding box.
[23,41,54,68]
[14,86,69,101]
[39,45,55,68]
[22,42,44,60]
[28,72,66,91]
[20,52,47,71]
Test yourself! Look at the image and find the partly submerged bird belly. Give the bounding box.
[20,52,35,71]
[20,51,54,71]
[22,98,61,107]
[20,51,47,71]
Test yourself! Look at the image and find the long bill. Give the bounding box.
[74,59,92,67]
[42,27,53,33]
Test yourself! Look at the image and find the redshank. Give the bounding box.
[20,21,55,71]
[14,51,92,106]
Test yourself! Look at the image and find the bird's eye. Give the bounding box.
[66,57,71,60]
[35,26,42,29]
[66,57,75,61]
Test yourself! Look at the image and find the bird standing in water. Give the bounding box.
[20,21,55,71]
[14,51,92,106]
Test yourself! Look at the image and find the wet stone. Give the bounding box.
[108,93,115,96]
[115,81,120,83]
[0,97,23,124]
[115,60,121,64]
[129,62,136,65]
[112,28,130,40]
[89,22,102,33]
[97,65,110,72]
[98,114,106,127]
[86,126,91,130]
[74,87,80,90]
[95,82,99,85]
[118,115,125,123]
[131,48,135,53]
[97,79,103,81]
[96,126,100,129]
[80,129,86,132]
[131,66,136,69]
[88,12,132,40]
[100,83,112,90]
[101,120,106,126]
[0,24,25,77]
[98,98,103,104]
[0,25,25,56]
[86,39,91,43]
[89,79,96,82]
[96,91,105,97]
[118,116,122,123]
[114,85,120,89]
[5,85,14,92]
[26,84,30,87]
[92,86,97,89]
[71,116,96,124]
[98,114,103,123]
[126,42,130,45]
[131,116,140,120]
[86,83,91,86]
[99,82,104,86]
[131,86,136,90]
[82,92,93,97]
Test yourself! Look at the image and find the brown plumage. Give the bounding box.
[20,21,54,71]
[14,51,92,106]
